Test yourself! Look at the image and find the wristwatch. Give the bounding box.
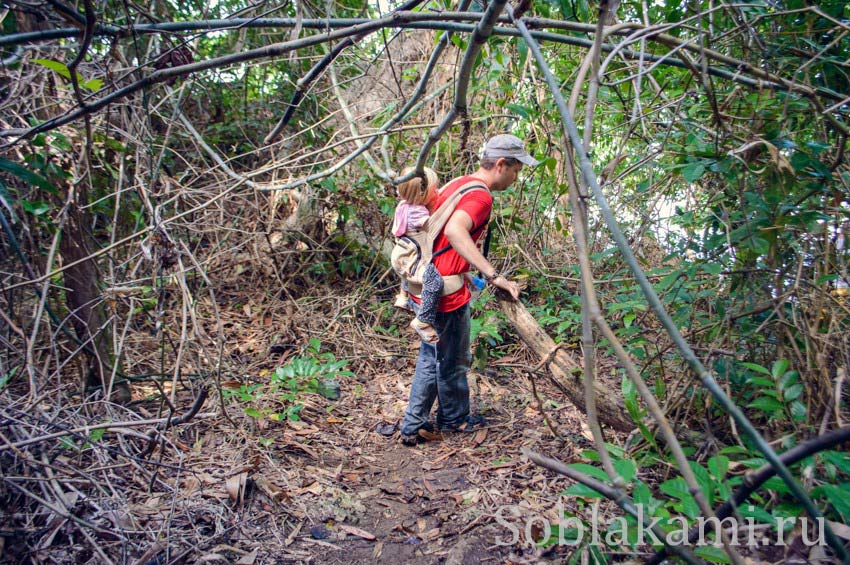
[484,271,500,281]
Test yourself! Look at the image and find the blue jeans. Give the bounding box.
[401,302,471,435]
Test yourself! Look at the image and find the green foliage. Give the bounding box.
[561,403,850,562]
[739,360,807,424]
[32,59,103,91]
[223,338,354,424]
[0,366,18,391]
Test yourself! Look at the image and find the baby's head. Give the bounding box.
[397,167,438,208]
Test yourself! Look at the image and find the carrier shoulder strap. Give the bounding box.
[424,180,488,241]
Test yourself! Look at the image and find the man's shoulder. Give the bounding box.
[437,175,490,204]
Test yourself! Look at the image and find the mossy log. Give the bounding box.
[500,298,632,432]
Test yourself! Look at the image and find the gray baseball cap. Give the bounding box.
[483,134,540,166]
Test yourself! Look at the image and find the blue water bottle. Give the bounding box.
[470,275,485,301]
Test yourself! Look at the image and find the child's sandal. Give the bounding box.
[410,318,439,343]
[394,294,412,311]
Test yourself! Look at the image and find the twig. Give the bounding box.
[0,411,216,452]
[527,371,563,440]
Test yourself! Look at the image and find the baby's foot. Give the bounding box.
[410,318,439,343]
[394,293,412,311]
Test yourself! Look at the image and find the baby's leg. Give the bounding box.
[417,264,444,326]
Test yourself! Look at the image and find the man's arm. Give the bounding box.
[443,210,520,300]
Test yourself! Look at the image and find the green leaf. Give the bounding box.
[659,477,700,519]
[681,162,706,182]
[689,461,716,505]
[771,359,790,380]
[614,459,637,484]
[702,262,723,275]
[694,545,733,564]
[632,481,651,506]
[622,373,640,420]
[243,407,262,418]
[58,435,76,449]
[22,200,50,216]
[0,366,17,390]
[748,396,784,413]
[0,158,58,194]
[33,58,71,79]
[823,452,850,477]
[89,428,105,442]
[790,400,807,421]
[739,504,774,523]
[747,377,775,388]
[811,484,850,521]
[515,37,528,71]
[778,369,798,391]
[782,383,803,401]
[505,103,531,120]
[82,78,104,92]
[566,463,610,482]
[762,476,791,494]
[308,337,321,353]
[659,476,690,500]
[740,362,770,375]
[708,455,729,480]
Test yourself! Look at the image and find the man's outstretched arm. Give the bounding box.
[443,210,520,300]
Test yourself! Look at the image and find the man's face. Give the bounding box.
[492,160,523,191]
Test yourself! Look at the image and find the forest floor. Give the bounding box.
[111,284,614,565]
[4,279,834,564]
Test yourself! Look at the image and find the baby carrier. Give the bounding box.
[390,180,487,298]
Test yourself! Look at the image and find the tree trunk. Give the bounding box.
[500,298,632,432]
[60,202,130,403]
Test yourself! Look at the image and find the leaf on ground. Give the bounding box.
[339,524,376,540]
[827,520,850,541]
[295,481,323,495]
[235,548,258,564]
[225,472,248,505]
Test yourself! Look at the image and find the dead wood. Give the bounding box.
[500,297,632,432]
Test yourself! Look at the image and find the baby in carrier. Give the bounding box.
[392,167,443,343]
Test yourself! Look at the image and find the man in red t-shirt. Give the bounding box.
[401,134,538,445]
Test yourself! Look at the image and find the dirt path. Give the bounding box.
[236,362,593,564]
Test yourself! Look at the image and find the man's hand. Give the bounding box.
[490,275,520,301]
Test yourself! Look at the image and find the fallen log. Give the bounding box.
[500,298,633,432]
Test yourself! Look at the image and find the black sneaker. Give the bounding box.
[399,422,442,446]
[443,415,487,433]
[400,432,425,446]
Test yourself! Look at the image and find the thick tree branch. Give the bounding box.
[3,12,844,104]
[5,14,845,144]
[409,0,509,180]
